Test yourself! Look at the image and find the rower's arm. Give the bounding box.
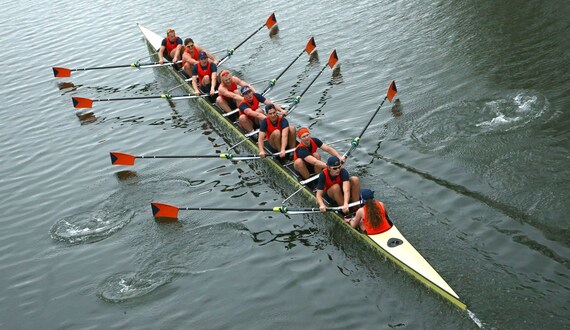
[258,131,266,153]
[158,45,166,63]
[316,189,326,209]
[342,181,351,205]
[281,127,288,153]
[191,75,200,95]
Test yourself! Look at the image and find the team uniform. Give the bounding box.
[192,61,218,94]
[362,201,392,234]
[293,137,323,173]
[259,115,290,152]
[161,37,183,61]
[238,93,266,127]
[219,79,239,110]
[316,167,350,205]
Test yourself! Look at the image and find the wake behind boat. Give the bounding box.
[135,22,467,310]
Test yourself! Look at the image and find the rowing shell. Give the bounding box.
[136,23,467,310]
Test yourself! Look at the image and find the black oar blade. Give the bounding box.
[151,202,179,219]
[53,67,71,78]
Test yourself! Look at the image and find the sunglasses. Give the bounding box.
[329,165,341,170]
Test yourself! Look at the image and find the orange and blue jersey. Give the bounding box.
[260,116,289,140]
[294,137,323,160]
[316,167,349,191]
[162,37,182,54]
[192,62,218,84]
[238,93,266,119]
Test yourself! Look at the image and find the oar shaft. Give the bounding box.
[287,63,328,114]
[262,48,305,95]
[344,96,387,158]
[218,24,265,66]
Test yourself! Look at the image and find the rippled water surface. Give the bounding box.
[1,0,569,329]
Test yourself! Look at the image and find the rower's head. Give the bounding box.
[298,127,311,145]
[326,156,342,173]
[265,104,278,118]
[166,29,176,40]
[360,189,375,201]
[198,51,208,62]
[184,38,195,49]
[220,70,232,83]
[240,86,253,100]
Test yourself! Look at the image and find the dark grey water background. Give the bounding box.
[1,0,569,328]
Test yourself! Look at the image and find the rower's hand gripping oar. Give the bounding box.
[282,81,398,203]
[71,92,218,109]
[52,60,183,78]
[151,201,363,219]
[110,147,297,166]
[227,50,339,151]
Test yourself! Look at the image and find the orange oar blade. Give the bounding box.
[305,37,316,55]
[327,50,339,69]
[72,97,94,108]
[110,152,136,166]
[387,80,398,102]
[265,13,277,29]
[53,67,71,78]
[151,202,179,219]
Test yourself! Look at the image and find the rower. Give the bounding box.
[158,29,183,65]
[191,51,218,96]
[347,189,393,234]
[258,104,296,159]
[293,127,345,179]
[316,156,360,214]
[216,70,256,113]
[238,85,285,133]
[182,38,218,78]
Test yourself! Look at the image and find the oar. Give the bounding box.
[110,147,296,166]
[52,61,182,78]
[227,50,339,150]
[217,13,277,67]
[261,36,316,95]
[71,92,217,109]
[282,81,397,202]
[151,200,363,219]
[222,39,320,119]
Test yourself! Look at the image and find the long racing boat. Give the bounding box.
[135,22,467,310]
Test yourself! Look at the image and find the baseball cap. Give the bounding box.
[326,156,341,167]
[240,85,251,94]
[198,51,208,59]
[360,189,375,201]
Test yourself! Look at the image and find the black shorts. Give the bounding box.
[199,83,211,94]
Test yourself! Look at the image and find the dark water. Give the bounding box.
[1,0,569,328]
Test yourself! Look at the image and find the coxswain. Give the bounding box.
[258,104,296,158]
[293,127,345,179]
[216,70,256,113]
[316,156,360,214]
[182,38,218,78]
[191,51,218,96]
[238,86,286,133]
[158,29,183,65]
[347,189,393,234]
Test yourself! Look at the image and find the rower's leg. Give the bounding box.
[349,176,360,202]
[294,159,310,179]
[327,184,343,206]
[239,115,254,132]
[183,63,193,78]
[202,75,211,86]
[287,126,297,148]
[216,96,231,113]
[269,130,281,151]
